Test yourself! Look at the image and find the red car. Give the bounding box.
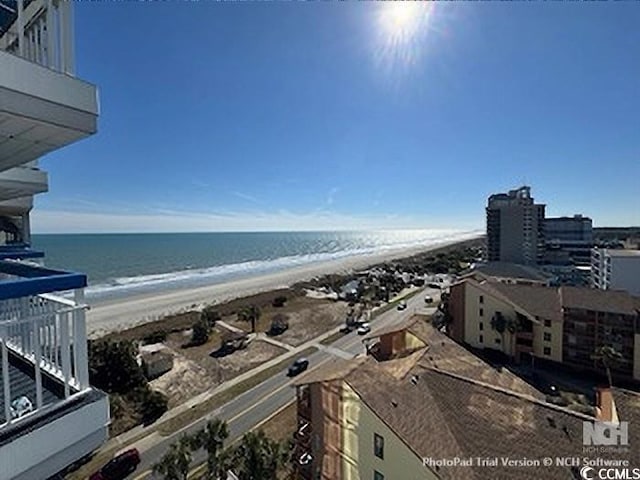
[90,448,141,480]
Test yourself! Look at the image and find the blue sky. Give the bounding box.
[33,2,640,233]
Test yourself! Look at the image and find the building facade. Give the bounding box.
[592,248,640,296]
[448,278,640,381]
[293,318,638,480]
[0,1,109,478]
[486,186,545,266]
[544,214,593,266]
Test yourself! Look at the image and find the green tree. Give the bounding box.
[505,315,524,360]
[229,430,288,480]
[153,435,193,480]
[193,419,229,479]
[592,345,623,387]
[88,340,146,393]
[239,305,261,333]
[202,307,221,328]
[191,319,211,346]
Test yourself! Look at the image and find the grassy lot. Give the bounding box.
[157,346,317,436]
[255,401,297,443]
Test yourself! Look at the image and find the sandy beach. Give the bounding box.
[87,235,481,337]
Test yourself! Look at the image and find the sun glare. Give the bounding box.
[374,1,435,75]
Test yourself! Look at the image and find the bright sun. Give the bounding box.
[380,2,424,39]
[375,1,435,73]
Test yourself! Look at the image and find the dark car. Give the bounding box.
[90,449,140,480]
[427,283,442,289]
[288,358,310,377]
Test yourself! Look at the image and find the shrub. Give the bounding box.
[202,307,221,327]
[88,340,146,394]
[140,389,169,424]
[143,330,168,345]
[272,296,287,308]
[190,319,211,346]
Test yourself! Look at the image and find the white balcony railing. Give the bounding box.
[1,289,89,430]
[0,0,75,75]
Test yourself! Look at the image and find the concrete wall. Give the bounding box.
[463,282,514,355]
[610,255,640,296]
[0,392,110,480]
[311,381,343,480]
[341,383,436,480]
[532,317,563,363]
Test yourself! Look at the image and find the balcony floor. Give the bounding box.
[0,349,63,424]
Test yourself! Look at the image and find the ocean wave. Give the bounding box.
[84,230,481,300]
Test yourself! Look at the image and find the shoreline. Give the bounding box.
[87,235,482,338]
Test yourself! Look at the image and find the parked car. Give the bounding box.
[427,283,442,289]
[90,449,140,480]
[357,323,371,335]
[288,358,310,376]
[397,301,407,311]
[424,296,433,304]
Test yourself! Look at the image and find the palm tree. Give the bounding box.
[153,435,193,480]
[193,419,229,479]
[229,430,289,480]
[490,312,507,347]
[592,345,623,387]
[505,315,524,361]
[239,305,261,333]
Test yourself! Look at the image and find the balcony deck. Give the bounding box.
[0,347,63,424]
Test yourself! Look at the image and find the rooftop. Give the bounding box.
[463,262,552,283]
[466,278,640,320]
[296,319,640,479]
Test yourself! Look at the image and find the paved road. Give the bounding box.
[131,288,440,479]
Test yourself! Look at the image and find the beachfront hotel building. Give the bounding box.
[293,317,639,479]
[591,247,640,296]
[448,277,640,381]
[486,186,546,266]
[0,1,109,479]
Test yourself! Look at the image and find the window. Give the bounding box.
[495,338,501,344]
[374,471,385,480]
[544,320,551,328]
[544,347,551,356]
[479,335,484,343]
[479,308,484,317]
[479,322,484,331]
[374,433,384,459]
[479,295,484,304]
[544,332,552,342]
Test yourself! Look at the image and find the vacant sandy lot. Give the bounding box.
[227,296,350,347]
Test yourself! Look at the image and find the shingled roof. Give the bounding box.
[347,367,638,479]
[468,279,640,322]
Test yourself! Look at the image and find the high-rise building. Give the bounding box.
[486,186,545,265]
[543,214,593,266]
[0,1,109,479]
[592,248,640,296]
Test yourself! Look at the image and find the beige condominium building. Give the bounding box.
[486,186,546,266]
[292,317,639,480]
[448,278,640,381]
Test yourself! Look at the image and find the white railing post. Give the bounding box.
[34,317,43,408]
[59,312,71,398]
[17,0,24,57]
[2,327,12,424]
[73,288,89,389]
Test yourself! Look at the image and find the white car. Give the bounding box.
[357,323,371,335]
[424,296,433,304]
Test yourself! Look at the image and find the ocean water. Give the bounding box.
[31,230,479,301]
